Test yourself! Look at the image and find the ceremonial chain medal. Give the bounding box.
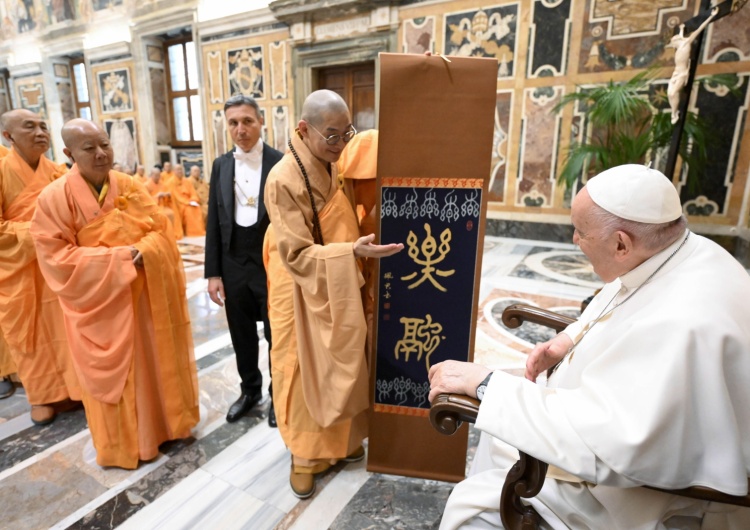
[234,181,258,207]
[288,138,324,245]
[555,231,691,371]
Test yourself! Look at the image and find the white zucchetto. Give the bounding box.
[586,164,683,224]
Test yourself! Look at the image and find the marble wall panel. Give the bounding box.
[402,16,434,54]
[149,67,170,145]
[227,45,264,100]
[97,67,134,114]
[272,105,289,153]
[527,0,572,78]
[0,78,10,115]
[206,51,224,105]
[679,75,750,216]
[57,81,76,122]
[704,5,750,63]
[489,90,512,204]
[444,3,518,78]
[15,76,47,117]
[212,109,228,158]
[516,86,564,208]
[269,41,287,100]
[104,117,139,171]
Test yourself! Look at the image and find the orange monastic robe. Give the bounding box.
[145,178,183,239]
[0,148,79,402]
[31,167,199,469]
[189,175,209,223]
[169,177,205,237]
[0,143,14,378]
[264,134,368,467]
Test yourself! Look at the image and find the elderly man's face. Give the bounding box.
[150,170,160,182]
[163,162,172,173]
[174,165,184,179]
[571,189,620,283]
[3,111,50,159]
[67,127,114,183]
[302,110,352,165]
[226,104,263,152]
[190,166,201,179]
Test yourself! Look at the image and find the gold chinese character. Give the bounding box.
[384,272,393,279]
[394,314,443,372]
[401,223,455,292]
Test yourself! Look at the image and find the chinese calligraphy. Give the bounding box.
[401,223,455,292]
[394,314,443,371]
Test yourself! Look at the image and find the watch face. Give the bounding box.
[476,385,485,400]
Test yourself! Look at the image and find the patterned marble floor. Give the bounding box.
[0,234,605,530]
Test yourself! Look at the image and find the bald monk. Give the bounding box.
[263,90,402,498]
[0,109,80,421]
[145,166,182,239]
[188,165,209,223]
[169,164,205,237]
[160,161,175,185]
[30,119,199,469]
[134,164,146,184]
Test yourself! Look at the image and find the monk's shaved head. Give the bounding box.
[61,118,113,186]
[300,90,349,127]
[61,118,106,150]
[1,109,50,169]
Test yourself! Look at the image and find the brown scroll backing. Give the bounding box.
[368,53,497,482]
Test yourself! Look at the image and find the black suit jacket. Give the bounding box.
[204,143,283,279]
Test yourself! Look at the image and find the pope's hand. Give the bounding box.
[428,360,491,403]
[352,233,404,259]
[525,333,573,382]
[208,277,225,307]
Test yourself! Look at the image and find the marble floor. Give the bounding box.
[1,235,611,529]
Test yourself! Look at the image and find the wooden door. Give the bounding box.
[317,62,375,131]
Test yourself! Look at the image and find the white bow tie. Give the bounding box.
[234,150,262,165]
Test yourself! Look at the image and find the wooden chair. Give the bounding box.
[430,303,750,530]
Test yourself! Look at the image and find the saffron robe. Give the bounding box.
[264,134,368,463]
[31,166,199,469]
[441,232,750,529]
[145,178,182,239]
[0,143,15,378]
[0,147,79,403]
[189,175,209,223]
[169,177,205,237]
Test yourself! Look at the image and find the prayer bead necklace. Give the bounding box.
[288,138,324,245]
[555,230,691,370]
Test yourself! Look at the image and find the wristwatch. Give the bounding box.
[476,373,493,402]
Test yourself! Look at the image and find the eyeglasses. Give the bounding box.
[309,123,357,145]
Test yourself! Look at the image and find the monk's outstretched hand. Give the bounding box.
[130,247,144,268]
[525,332,573,382]
[353,233,404,259]
[428,360,491,403]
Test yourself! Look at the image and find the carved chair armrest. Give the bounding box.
[501,303,576,334]
[429,393,479,435]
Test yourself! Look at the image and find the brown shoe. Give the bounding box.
[290,465,316,499]
[342,445,365,463]
[31,405,56,426]
[53,398,82,413]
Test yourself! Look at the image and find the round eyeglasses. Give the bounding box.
[309,124,358,145]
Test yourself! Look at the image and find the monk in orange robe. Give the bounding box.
[0,109,80,420]
[30,119,199,469]
[145,166,182,239]
[263,91,402,498]
[0,141,17,399]
[134,164,146,184]
[169,164,205,236]
[160,161,175,186]
[188,165,209,223]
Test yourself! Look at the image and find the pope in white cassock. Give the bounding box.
[429,164,750,529]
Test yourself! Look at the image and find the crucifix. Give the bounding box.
[664,0,746,179]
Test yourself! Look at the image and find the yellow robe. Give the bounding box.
[264,134,368,465]
[0,148,79,403]
[31,166,199,469]
[169,177,205,237]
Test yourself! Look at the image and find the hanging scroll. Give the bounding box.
[368,53,497,482]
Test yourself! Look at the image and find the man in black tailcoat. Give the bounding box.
[205,95,283,426]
